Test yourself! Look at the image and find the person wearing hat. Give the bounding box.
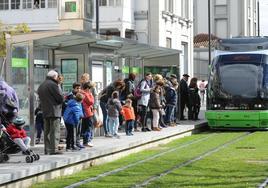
[37,70,64,155]
[6,117,31,154]
[179,74,190,120]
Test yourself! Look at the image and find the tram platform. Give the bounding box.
[0,110,207,188]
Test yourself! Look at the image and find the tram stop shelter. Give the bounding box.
[4,29,180,144]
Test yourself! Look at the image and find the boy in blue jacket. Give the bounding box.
[63,93,84,151]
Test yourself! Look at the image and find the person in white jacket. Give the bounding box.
[137,72,153,132]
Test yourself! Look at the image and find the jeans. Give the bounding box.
[108,116,119,136]
[125,120,134,135]
[100,101,109,135]
[13,137,31,152]
[35,122,43,139]
[75,120,82,145]
[81,117,94,144]
[165,105,175,124]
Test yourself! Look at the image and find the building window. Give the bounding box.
[215,0,227,5]
[181,0,188,18]
[116,0,121,6]
[165,0,173,13]
[33,0,45,8]
[23,0,32,9]
[0,0,9,10]
[215,5,227,15]
[11,0,20,9]
[48,0,57,8]
[100,0,107,6]
[166,38,172,48]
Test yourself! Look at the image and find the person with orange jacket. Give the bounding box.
[80,82,95,147]
[121,99,135,136]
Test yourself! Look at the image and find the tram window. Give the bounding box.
[264,64,268,89]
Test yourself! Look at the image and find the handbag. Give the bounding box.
[93,113,103,128]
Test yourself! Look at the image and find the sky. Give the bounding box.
[260,0,268,36]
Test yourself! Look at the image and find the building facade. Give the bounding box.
[95,0,194,77]
[193,0,259,80]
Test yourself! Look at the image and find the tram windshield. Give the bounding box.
[212,54,265,99]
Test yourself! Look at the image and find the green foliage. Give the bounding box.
[0,21,31,57]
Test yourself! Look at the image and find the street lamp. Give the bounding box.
[208,0,211,65]
[96,0,100,34]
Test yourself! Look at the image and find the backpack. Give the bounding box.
[134,80,145,99]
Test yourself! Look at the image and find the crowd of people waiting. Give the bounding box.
[36,70,203,155]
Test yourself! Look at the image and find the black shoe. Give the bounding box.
[146,128,151,131]
[49,151,63,155]
[141,128,147,132]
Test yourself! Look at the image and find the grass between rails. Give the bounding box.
[147,132,268,188]
[31,133,213,188]
[31,132,244,188]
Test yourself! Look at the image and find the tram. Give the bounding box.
[206,37,268,129]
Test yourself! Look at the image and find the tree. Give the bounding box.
[0,21,31,57]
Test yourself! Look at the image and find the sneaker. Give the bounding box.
[76,144,85,149]
[66,148,72,152]
[84,142,94,147]
[105,134,113,138]
[114,134,120,139]
[35,138,40,144]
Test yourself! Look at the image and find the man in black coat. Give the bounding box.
[37,70,64,155]
[179,74,190,120]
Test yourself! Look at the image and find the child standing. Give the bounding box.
[34,105,43,144]
[107,91,122,138]
[6,117,31,154]
[150,85,162,131]
[63,93,84,151]
[121,99,135,136]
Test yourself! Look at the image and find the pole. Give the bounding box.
[257,1,260,36]
[96,0,100,34]
[208,0,211,65]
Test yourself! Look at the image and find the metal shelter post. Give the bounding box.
[28,40,35,146]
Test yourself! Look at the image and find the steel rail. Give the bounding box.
[133,132,253,188]
[65,134,215,188]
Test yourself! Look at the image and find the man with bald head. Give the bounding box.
[37,70,64,155]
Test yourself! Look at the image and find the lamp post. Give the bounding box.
[96,0,100,34]
[208,0,211,65]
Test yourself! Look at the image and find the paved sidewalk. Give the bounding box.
[0,111,207,188]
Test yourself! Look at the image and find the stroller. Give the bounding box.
[0,114,40,163]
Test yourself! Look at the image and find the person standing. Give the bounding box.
[37,70,64,155]
[150,85,162,131]
[63,93,84,151]
[107,91,122,138]
[80,82,95,147]
[121,99,135,136]
[179,74,190,120]
[137,73,153,132]
[188,78,201,120]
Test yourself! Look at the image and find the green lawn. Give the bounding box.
[32,132,268,188]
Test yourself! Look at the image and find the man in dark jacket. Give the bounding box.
[179,74,190,120]
[37,70,64,155]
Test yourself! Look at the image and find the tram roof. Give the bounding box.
[7,30,180,59]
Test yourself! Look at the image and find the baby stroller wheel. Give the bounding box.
[33,154,40,161]
[26,155,33,163]
[3,154,9,162]
[35,154,40,160]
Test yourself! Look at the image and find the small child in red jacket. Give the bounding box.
[6,117,31,154]
[121,99,135,136]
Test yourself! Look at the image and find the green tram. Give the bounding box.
[206,38,268,130]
